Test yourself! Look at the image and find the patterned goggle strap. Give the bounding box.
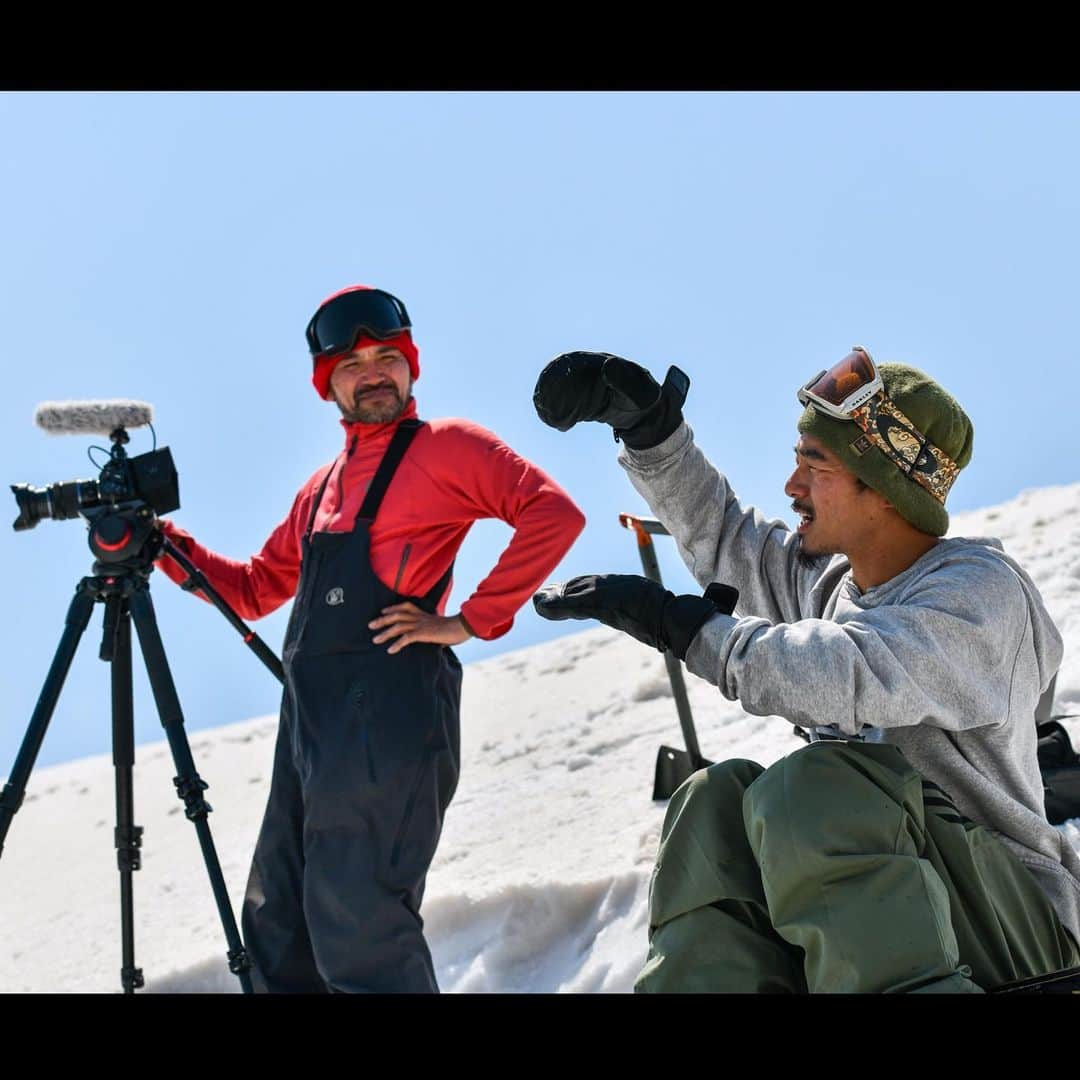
[847,393,960,505]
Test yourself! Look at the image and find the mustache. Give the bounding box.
[791,501,814,516]
[353,382,400,399]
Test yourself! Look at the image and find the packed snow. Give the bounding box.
[2,484,1079,993]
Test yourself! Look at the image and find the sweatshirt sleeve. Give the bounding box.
[682,556,1035,736]
[618,422,818,624]
[154,483,312,620]
[428,423,586,640]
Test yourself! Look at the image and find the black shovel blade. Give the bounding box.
[653,745,713,801]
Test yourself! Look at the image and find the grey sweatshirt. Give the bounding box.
[620,421,1080,943]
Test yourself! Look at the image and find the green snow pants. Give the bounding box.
[635,741,1080,993]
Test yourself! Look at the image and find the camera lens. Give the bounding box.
[10,479,99,531]
[48,480,98,520]
[10,483,52,531]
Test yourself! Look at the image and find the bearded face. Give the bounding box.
[328,346,414,424]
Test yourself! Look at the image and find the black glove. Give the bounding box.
[532,351,690,450]
[533,575,738,661]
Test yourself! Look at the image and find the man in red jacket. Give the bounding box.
[156,285,585,993]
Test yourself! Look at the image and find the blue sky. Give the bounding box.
[1,90,1079,769]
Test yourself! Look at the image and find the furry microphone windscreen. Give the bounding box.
[34,400,154,435]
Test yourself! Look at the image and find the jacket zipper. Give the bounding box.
[336,434,358,514]
[393,544,412,595]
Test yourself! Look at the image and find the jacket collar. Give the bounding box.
[338,397,419,445]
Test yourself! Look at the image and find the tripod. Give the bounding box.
[0,512,276,993]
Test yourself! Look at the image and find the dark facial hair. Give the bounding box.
[791,500,829,568]
[796,537,830,569]
[336,378,413,424]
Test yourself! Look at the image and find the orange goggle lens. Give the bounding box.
[801,348,878,410]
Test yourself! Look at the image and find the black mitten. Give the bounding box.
[533,351,688,449]
[533,575,737,660]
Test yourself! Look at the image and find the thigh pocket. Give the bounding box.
[347,683,378,785]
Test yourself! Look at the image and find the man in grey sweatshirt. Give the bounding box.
[531,347,1080,993]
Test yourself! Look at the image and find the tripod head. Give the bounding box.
[84,500,165,575]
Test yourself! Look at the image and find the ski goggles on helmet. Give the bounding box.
[797,346,960,505]
[305,287,412,361]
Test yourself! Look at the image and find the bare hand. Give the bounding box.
[369,602,473,655]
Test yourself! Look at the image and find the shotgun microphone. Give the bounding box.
[34,400,154,436]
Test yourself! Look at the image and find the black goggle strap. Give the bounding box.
[847,394,960,505]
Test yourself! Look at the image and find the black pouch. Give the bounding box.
[1036,720,1080,826]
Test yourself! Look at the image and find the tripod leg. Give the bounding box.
[0,583,95,856]
[108,597,144,993]
[128,585,253,993]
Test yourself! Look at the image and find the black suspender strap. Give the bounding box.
[362,421,454,608]
[304,423,424,540]
[356,419,424,524]
[303,463,338,540]
[421,559,456,608]
[305,422,455,608]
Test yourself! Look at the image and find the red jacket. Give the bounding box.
[156,400,585,640]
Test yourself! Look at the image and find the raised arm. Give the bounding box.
[618,424,830,625]
[533,349,830,624]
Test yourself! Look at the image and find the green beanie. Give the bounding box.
[796,362,974,537]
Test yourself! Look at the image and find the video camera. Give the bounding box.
[10,400,179,565]
[12,448,179,531]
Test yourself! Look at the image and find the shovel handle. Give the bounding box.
[619,513,705,765]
